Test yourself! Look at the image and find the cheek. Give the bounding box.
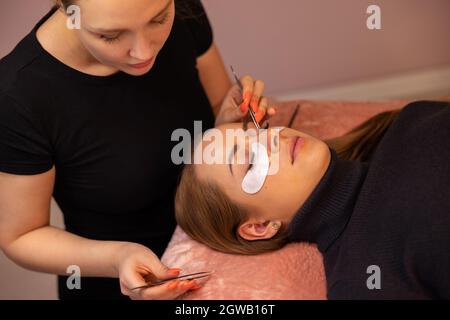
[95,46,125,63]
[254,174,285,205]
[299,140,330,178]
[153,23,174,48]
[257,162,311,216]
[153,12,175,45]
[262,172,298,198]
[80,35,127,63]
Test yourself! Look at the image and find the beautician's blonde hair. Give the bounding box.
[53,0,71,8]
[54,0,202,19]
[175,110,402,255]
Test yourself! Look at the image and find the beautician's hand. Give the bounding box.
[215,76,277,127]
[115,243,200,300]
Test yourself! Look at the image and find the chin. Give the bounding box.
[296,139,330,173]
[313,141,332,174]
[123,65,153,76]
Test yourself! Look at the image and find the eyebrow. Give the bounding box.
[228,123,246,176]
[91,0,172,33]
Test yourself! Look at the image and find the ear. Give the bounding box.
[238,218,282,241]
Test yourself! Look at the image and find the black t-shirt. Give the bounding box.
[0,3,215,299]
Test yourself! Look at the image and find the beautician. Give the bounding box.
[0,0,275,299]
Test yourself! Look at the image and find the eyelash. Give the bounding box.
[101,35,120,43]
[100,12,170,43]
[155,13,170,25]
[248,152,255,172]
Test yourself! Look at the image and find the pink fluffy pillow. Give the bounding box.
[161,99,409,300]
[162,226,326,300]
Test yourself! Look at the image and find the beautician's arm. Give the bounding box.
[197,43,233,116]
[0,167,123,277]
[0,168,195,299]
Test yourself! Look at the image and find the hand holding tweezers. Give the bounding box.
[230,66,261,130]
[130,271,213,291]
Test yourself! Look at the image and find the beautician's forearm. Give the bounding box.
[3,226,132,278]
[212,100,224,117]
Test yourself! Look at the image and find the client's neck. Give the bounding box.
[287,148,369,252]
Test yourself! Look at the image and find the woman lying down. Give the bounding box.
[175,100,450,299]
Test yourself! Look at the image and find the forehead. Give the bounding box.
[193,123,244,179]
[197,123,249,154]
[80,0,170,26]
[195,122,276,161]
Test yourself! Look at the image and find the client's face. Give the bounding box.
[194,123,331,225]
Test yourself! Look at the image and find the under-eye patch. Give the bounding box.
[241,126,286,194]
[241,141,270,194]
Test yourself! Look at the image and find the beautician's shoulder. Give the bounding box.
[0,32,52,113]
[0,50,24,94]
[175,0,213,57]
[0,37,54,176]
[0,33,47,95]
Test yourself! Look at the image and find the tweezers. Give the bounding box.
[230,66,261,130]
[130,271,213,291]
[288,104,301,128]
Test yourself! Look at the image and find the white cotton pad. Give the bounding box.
[241,142,270,194]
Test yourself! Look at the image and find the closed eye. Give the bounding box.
[152,12,170,25]
[273,134,278,148]
[100,34,120,43]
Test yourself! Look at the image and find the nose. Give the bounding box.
[245,128,285,158]
[129,32,153,61]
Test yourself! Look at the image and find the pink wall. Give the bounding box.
[1,0,450,95]
[203,0,450,95]
[0,0,52,56]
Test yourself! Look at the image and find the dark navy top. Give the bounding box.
[289,101,450,299]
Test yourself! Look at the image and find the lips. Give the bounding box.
[288,136,304,164]
[129,57,154,69]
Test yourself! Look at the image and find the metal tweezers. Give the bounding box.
[288,104,301,128]
[130,271,213,291]
[230,66,262,130]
